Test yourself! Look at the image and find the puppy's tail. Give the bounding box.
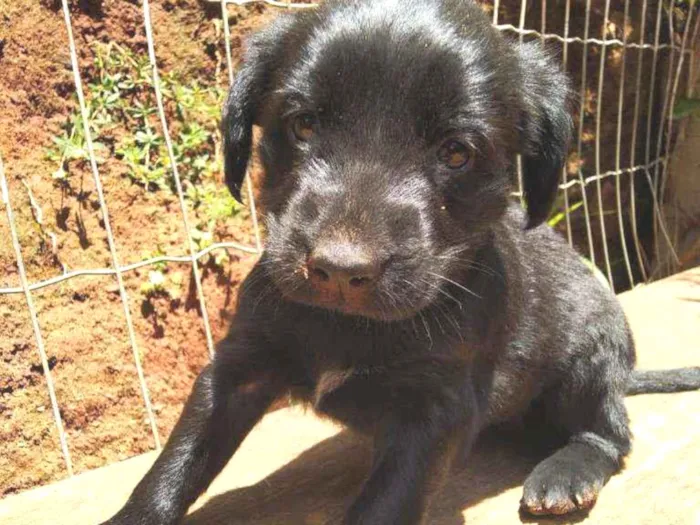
[626,368,700,395]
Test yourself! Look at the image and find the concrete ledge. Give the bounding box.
[1,269,699,524]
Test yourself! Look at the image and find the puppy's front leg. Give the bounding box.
[103,339,287,525]
[344,396,478,525]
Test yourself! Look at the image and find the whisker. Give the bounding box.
[251,281,278,315]
[400,278,427,302]
[426,294,462,337]
[433,244,504,281]
[427,271,482,299]
[416,277,463,310]
[431,309,446,335]
[417,310,433,350]
[438,305,463,342]
[410,317,420,338]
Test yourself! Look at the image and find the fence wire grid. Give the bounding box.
[1,0,699,490]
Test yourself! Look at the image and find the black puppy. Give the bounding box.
[105,1,700,523]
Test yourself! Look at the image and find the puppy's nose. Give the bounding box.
[307,242,381,289]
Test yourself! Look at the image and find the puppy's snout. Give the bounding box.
[307,242,382,291]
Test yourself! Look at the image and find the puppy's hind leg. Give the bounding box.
[520,342,633,516]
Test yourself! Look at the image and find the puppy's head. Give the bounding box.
[222,0,571,320]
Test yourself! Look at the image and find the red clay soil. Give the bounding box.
[0,0,683,498]
[0,0,277,497]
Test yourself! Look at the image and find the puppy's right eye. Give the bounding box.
[437,140,471,170]
[291,113,317,142]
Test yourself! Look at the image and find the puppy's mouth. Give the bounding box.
[297,282,374,317]
[283,270,403,320]
[268,263,426,321]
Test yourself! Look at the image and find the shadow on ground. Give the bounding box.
[185,428,592,525]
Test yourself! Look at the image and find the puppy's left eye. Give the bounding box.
[437,140,471,169]
[291,113,317,142]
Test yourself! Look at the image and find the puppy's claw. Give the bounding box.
[573,490,597,510]
[521,496,577,516]
[521,449,606,517]
[521,480,600,516]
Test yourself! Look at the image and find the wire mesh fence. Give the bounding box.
[0,0,698,493]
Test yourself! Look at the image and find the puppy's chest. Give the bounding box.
[288,322,469,432]
[306,362,394,433]
[293,329,404,430]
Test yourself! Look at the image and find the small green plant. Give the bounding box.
[673,97,700,120]
[187,183,239,223]
[547,200,584,228]
[140,269,168,297]
[139,246,184,299]
[47,42,240,253]
[191,224,230,267]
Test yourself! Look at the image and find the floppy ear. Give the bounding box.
[514,42,573,229]
[222,63,257,203]
[222,19,293,202]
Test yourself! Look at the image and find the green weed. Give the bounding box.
[47,42,241,279]
[547,199,584,228]
[139,246,184,299]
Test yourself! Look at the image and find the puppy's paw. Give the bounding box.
[519,443,614,516]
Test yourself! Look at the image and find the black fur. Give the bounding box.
[104,1,700,524]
